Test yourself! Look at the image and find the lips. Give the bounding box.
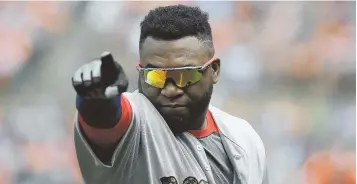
[160,104,187,108]
[157,103,189,117]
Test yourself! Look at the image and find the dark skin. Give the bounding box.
[138,36,220,134]
[80,36,220,163]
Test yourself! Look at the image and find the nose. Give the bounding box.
[161,80,184,99]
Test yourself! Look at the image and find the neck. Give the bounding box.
[187,108,208,130]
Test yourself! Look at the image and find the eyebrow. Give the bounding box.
[144,64,158,68]
[144,63,196,68]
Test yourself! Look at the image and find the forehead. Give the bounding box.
[140,36,210,68]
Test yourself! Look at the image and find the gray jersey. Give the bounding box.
[74,91,268,184]
[199,133,236,184]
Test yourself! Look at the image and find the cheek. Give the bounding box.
[186,74,212,98]
[139,77,161,99]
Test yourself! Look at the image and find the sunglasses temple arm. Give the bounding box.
[201,57,217,69]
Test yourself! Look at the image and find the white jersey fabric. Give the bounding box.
[74,91,267,184]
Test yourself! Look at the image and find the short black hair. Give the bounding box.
[139,5,213,50]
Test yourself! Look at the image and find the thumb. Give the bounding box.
[104,86,119,98]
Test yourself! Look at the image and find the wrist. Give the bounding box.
[77,95,122,128]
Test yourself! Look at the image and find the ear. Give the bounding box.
[211,58,220,84]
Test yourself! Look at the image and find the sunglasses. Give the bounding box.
[137,57,217,89]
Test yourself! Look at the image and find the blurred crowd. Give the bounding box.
[0,1,355,184]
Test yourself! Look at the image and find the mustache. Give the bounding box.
[155,97,192,106]
[159,104,187,107]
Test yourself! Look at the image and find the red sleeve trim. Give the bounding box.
[188,111,219,138]
[78,95,133,145]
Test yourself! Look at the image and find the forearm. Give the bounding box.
[72,52,130,164]
[76,95,122,129]
[76,94,132,163]
[76,94,132,145]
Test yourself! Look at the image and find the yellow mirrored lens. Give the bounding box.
[144,69,202,88]
[168,70,202,88]
[145,70,167,88]
[181,70,202,87]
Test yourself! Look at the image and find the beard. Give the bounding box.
[139,80,213,134]
[163,85,213,134]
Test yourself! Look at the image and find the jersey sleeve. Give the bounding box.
[73,92,142,182]
[74,91,183,184]
[262,164,269,184]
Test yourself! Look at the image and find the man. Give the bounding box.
[72,5,268,184]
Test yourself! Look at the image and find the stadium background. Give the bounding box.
[0,1,355,184]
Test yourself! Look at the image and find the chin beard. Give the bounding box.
[160,115,187,134]
[158,85,213,134]
[139,80,214,134]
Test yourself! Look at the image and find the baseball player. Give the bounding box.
[72,5,268,184]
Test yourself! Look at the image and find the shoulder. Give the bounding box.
[209,105,265,158]
[121,91,149,112]
[121,91,163,121]
[122,90,149,105]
